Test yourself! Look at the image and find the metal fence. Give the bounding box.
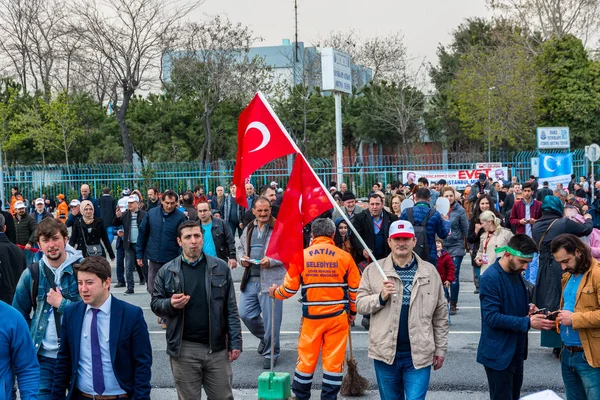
[1,149,589,204]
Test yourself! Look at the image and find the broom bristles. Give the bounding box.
[340,357,369,396]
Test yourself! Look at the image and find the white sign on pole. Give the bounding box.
[586,143,600,162]
[531,157,540,178]
[536,127,570,149]
[321,48,352,94]
[476,162,503,170]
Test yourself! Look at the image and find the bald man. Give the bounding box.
[78,184,101,216]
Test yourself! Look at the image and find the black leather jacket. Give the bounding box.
[150,255,242,357]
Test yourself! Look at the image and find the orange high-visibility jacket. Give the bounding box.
[274,236,361,319]
[56,201,69,223]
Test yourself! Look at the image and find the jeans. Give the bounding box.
[148,260,166,296]
[239,280,283,359]
[228,221,243,239]
[562,348,600,400]
[373,351,431,400]
[484,353,524,400]
[125,246,137,291]
[450,255,464,303]
[38,355,58,400]
[106,225,115,244]
[116,237,125,285]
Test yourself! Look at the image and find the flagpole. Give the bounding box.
[256,92,390,282]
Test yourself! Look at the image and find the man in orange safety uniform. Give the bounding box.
[269,218,361,400]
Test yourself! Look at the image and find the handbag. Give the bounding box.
[80,225,105,257]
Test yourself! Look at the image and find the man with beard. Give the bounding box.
[12,217,83,399]
[146,187,161,210]
[331,191,363,223]
[477,234,555,400]
[552,234,600,399]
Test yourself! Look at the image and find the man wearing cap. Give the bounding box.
[14,201,38,265]
[331,191,363,223]
[477,234,555,400]
[114,195,147,294]
[65,199,82,228]
[356,220,449,400]
[32,198,53,223]
[468,173,497,204]
[55,195,69,224]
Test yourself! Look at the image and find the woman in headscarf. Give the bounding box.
[69,199,116,260]
[532,195,593,356]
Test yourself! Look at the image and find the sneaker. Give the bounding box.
[263,357,277,369]
[361,316,370,330]
[124,289,134,295]
[115,283,126,288]
[257,339,266,355]
[450,302,458,315]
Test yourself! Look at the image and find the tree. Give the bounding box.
[488,0,600,47]
[536,34,600,147]
[450,32,541,152]
[70,0,201,163]
[167,16,272,163]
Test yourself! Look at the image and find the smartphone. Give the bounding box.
[546,311,559,321]
[247,259,262,265]
[532,308,547,315]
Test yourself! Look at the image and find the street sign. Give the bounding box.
[536,127,570,149]
[586,143,600,162]
[321,48,352,94]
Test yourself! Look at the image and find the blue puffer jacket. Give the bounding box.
[400,201,451,265]
[136,206,186,263]
[443,201,469,257]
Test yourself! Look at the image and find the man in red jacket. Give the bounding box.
[509,182,542,237]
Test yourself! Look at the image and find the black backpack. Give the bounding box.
[406,207,436,261]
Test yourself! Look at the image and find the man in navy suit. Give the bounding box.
[477,235,554,400]
[52,256,152,400]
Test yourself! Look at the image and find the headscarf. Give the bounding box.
[80,200,95,224]
[541,195,564,217]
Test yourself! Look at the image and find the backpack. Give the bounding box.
[406,207,436,261]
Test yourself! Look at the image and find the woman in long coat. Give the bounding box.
[532,196,593,353]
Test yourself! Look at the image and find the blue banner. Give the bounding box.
[539,153,573,189]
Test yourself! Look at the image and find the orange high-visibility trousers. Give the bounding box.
[293,312,349,400]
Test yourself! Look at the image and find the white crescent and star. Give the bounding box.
[245,121,271,153]
[543,156,556,172]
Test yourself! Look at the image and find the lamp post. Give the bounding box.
[488,86,496,163]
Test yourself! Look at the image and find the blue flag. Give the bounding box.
[539,153,573,189]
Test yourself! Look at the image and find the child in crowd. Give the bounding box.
[436,238,455,289]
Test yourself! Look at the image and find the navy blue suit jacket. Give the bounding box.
[476,261,530,370]
[52,296,152,399]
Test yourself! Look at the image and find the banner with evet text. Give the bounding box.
[401,168,509,190]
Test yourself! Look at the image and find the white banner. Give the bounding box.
[402,168,508,190]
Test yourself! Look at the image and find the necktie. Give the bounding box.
[91,308,105,395]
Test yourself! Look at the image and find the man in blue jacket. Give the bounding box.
[399,188,450,266]
[136,190,186,303]
[52,256,152,399]
[477,234,555,400]
[0,300,39,400]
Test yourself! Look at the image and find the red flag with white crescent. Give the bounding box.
[266,155,332,275]
[233,93,297,208]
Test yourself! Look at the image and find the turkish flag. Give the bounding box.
[233,92,297,208]
[266,155,332,275]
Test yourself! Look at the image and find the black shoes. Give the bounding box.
[124,289,134,295]
[263,357,277,369]
[115,283,126,288]
[139,280,146,285]
[361,316,370,330]
[257,339,266,355]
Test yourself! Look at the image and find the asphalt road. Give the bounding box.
[109,256,565,397]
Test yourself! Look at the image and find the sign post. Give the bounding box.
[586,143,600,197]
[322,48,352,187]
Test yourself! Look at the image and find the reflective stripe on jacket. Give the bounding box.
[274,236,361,319]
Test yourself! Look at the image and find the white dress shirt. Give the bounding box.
[77,294,126,395]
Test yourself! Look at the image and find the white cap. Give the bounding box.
[270,181,278,186]
[389,220,415,239]
[35,198,44,205]
[127,195,139,203]
[15,201,25,209]
[69,199,80,207]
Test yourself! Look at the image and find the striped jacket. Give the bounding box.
[273,236,361,319]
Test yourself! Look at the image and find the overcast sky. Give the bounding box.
[193,0,492,67]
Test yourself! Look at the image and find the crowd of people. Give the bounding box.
[0,172,599,400]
